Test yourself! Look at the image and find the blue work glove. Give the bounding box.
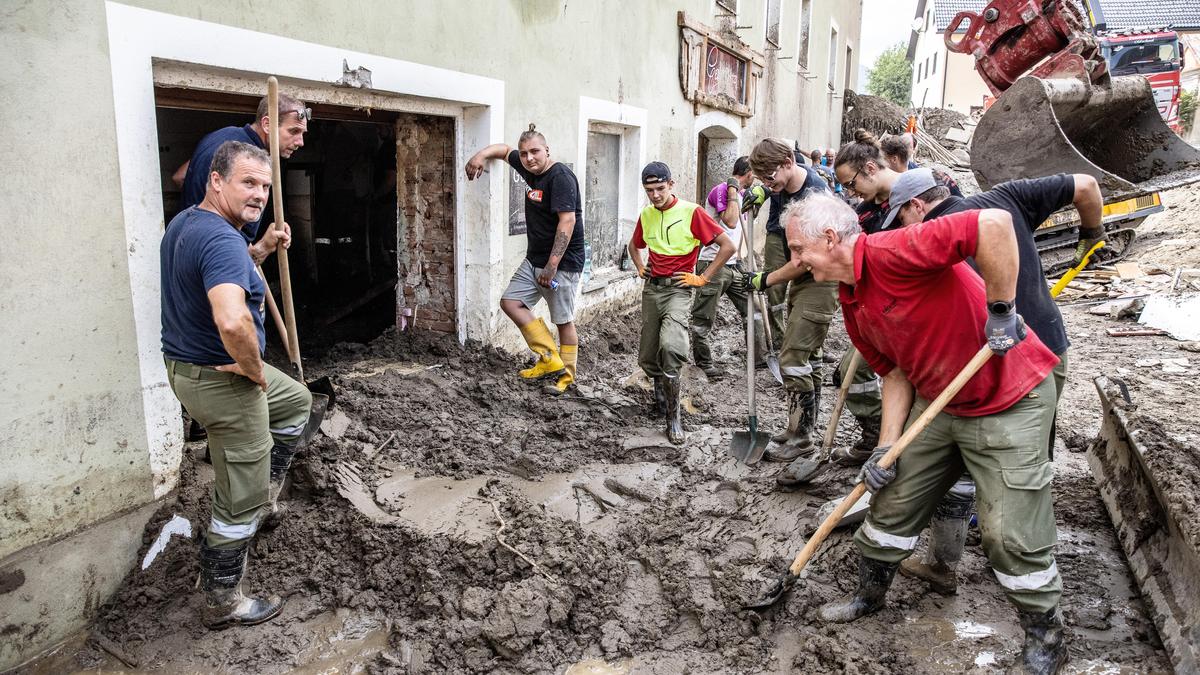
[857,445,895,493]
[985,301,1027,355]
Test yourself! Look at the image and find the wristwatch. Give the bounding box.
[988,300,1014,314]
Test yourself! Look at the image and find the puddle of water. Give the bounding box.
[290,610,390,675]
[342,461,681,543]
[954,620,997,639]
[564,658,632,675]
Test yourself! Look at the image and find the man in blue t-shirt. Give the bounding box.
[171,93,309,242]
[161,140,317,630]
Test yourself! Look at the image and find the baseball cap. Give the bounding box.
[641,161,672,185]
[880,167,937,230]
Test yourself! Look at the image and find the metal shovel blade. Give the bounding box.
[743,572,796,610]
[729,418,770,464]
[763,354,782,384]
[307,375,337,409]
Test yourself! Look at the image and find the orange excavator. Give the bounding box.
[946,0,1200,270]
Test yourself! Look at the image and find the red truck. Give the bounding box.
[1100,29,1186,132]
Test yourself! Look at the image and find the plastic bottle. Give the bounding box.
[581,242,593,285]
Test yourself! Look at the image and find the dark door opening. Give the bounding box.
[154,88,457,355]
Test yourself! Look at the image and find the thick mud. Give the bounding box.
[33,184,1200,672]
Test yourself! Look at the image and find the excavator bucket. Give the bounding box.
[972,75,1200,199]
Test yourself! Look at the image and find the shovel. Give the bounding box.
[780,349,863,485]
[737,216,782,384]
[729,209,770,463]
[744,345,993,610]
[267,76,336,408]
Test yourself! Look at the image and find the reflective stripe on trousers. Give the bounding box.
[860,520,919,551]
[994,561,1059,592]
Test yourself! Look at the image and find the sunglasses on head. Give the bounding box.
[281,107,312,122]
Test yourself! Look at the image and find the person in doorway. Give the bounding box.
[743,139,835,470]
[690,156,764,379]
[877,168,1102,596]
[171,93,309,443]
[173,93,310,241]
[628,161,735,444]
[161,141,321,629]
[465,124,586,394]
[785,193,1068,674]
[822,130,962,470]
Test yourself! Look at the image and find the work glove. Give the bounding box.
[726,177,740,192]
[741,185,768,208]
[857,445,895,494]
[672,272,707,288]
[985,301,1027,355]
[638,265,651,279]
[742,271,768,291]
[1074,235,1105,265]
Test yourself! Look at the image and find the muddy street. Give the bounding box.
[30,197,1200,673]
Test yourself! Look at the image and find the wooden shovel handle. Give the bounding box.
[267,76,303,380]
[788,345,994,576]
[821,349,862,452]
[257,265,289,347]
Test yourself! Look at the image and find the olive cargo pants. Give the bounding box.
[639,281,693,379]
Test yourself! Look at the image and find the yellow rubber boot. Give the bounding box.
[546,344,577,394]
[518,319,565,379]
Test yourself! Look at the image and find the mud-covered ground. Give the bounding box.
[28,186,1200,674]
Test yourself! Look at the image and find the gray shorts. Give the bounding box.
[501,259,581,325]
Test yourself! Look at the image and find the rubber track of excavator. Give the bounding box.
[1089,377,1200,673]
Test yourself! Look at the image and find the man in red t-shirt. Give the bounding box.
[781,193,1068,673]
[627,162,734,445]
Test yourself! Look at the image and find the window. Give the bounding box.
[828,25,839,87]
[765,0,781,49]
[926,9,931,31]
[932,51,937,75]
[716,0,738,16]
[797,0,812,68]
[845,44,854,90]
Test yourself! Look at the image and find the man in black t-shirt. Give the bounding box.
[877,167,1104,597]
[465,125,586,394]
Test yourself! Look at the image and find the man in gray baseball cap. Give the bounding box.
[878,167,937,231]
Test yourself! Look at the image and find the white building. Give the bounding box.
[906,0,993,114]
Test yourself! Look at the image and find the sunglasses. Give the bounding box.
[841,169,862,191]
[281,107,312,122]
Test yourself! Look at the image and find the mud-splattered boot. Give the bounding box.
[831,414,881,466]
[764,390,816,462]
[198,540,283,629]
[1016,607,1069,674]
[518,319,565,379]
[816,556,898,623]
[663,374,685,445]
[900,515,968,595]
[544,344,577,395]
[261,396,328,531]
[651,376,667,417]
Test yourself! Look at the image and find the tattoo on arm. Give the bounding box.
[549,230,571,261]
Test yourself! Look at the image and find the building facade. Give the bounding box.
[0,0,861,668]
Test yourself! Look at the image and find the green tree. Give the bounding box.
[867,43,914,106]
[1180,89,1197,134]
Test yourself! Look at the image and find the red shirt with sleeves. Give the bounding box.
[632,197,726,276]
[839,209,1059,417]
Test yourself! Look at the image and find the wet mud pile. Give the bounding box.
[50,292,1177,673]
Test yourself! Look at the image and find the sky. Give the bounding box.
[856,0,919,90]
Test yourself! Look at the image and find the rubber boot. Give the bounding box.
[832,415,881,466]
[651,376,667,417]
[816,557,898,623]
[545,344,577,395]
[899,515,968,595]
[261,396,328,531]
[764,390,816,462]
[663,374,685,445]
[518,319,565,379]
[1016,607,1069,675]
[199,540,283,629]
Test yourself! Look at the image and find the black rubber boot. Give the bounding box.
[832,415,881,466]
[198,540,283,629]
[1016,607,1069,674]
[663,375,685,445]
[261,396,328,531]
[765,390,816,461]
[816,557,898,623]
[652,376,667,418]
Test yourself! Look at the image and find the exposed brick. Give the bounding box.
[396,114,456,335]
